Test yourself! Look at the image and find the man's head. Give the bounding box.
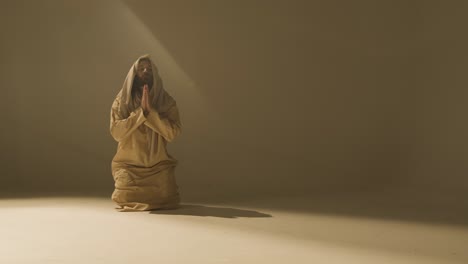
[135,58,153,86]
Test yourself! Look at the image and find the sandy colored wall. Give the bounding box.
[0,0,466,200]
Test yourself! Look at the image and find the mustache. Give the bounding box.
[136,75,152,81]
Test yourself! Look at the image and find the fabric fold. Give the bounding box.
[144,105,181,142]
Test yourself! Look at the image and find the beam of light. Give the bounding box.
[115,0,209,115]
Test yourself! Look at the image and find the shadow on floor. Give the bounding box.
[2,190,467,226]
[149,204,272,219]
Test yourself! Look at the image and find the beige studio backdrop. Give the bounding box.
[0,1,467,206]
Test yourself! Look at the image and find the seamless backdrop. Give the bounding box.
[0,0,467,205]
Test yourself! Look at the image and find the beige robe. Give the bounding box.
[109,55,182,212]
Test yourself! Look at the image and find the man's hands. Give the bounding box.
[141,84,150,116]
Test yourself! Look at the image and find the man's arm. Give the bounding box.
[109,98,147,142]
[144,105,182,142]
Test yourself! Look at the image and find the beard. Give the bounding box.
[134,74,154,88]
[132,75,154,100]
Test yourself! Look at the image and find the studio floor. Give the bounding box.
[1,194,467,264]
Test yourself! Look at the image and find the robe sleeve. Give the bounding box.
[144,104,182,142]
[110,97,147,142]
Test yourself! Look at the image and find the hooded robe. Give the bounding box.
[109,54,182,212]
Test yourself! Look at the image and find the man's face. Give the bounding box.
[136,59,153,84]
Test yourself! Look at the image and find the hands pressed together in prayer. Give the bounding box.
[141,84,150,116]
